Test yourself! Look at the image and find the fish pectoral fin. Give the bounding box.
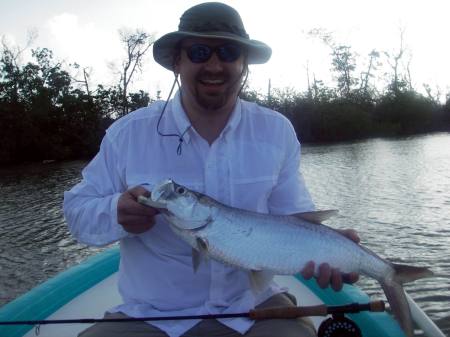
[192,238,209,272]
[196,237,209,253]
[291,210,339,224]
[249,270,275,294]
[192,249,202,272]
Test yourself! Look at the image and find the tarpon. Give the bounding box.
[139,179,433,337]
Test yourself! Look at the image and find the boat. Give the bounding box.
[0,247,444,337]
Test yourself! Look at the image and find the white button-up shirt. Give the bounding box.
[63,91,314,337]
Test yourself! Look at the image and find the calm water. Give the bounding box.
[0,133,449,335]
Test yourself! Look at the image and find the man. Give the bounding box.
[64,3,359,337]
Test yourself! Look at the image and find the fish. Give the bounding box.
[138,179,433,337]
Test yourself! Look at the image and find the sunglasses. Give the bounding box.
[183,43,243,63]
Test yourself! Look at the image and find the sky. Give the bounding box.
[1,0,449,101]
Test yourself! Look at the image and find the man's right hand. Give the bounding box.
[117,186,159,234]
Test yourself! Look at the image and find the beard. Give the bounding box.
[194,69,243,111]
[195,90,228,110]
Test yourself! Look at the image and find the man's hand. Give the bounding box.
[117,186,159,234]
[300,229,360,291]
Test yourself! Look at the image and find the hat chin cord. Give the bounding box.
[156,65,249,156]
[156,73,189,155]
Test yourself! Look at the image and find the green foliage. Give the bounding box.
[241,82,448,144]
[0,36,449,165]
[374,90,440,135]
[331,45,358,97]
[445,100,450,129]
[128,90,152,112]
[0,46,151,165]
[239,32,448,143]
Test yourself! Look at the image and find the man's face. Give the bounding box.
[174,37,246,112]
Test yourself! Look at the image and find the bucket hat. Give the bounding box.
[153,2,272,70]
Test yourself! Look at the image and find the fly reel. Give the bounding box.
[317,314,362,337]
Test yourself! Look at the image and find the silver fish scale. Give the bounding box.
[150,180,432,337]
[188,204,386,276]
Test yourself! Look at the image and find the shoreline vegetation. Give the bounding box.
[1,33,449,165]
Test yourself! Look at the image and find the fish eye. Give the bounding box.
[176,187,185,194]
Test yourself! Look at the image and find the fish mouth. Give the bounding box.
[151,179,175,204]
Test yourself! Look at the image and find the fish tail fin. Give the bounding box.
[381,264,433,337]
[381,279,414,337]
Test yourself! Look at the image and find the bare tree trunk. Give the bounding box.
[305,61,312,99]
[385,27,406,96]
[118,29,154,116]
[406,58,413,91]
[71,64,92,98]
[360,50,379,94]
[1,30,37,101]
[83,68,91,98]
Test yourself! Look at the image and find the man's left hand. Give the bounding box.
[300,229,360,291]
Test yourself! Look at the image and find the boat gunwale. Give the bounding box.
[0,247,405,337]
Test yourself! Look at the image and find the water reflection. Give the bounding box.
[0,161,104,304]
[300,133,450,329]
[0,133,449,335]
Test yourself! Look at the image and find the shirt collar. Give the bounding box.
[223,98,242,141]
[170,90,242,144]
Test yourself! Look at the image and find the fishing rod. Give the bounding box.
[0,301,384,326]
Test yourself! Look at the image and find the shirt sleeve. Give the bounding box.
[268,121,315,215]
[63,133,129,246]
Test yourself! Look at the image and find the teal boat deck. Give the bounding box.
[0,247,405,337]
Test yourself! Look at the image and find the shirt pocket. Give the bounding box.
[230,144,282,212]
[231,176,277,212]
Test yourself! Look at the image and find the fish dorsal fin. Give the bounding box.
[291,210,339,224]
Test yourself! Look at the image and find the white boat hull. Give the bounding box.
[1,247,443,337]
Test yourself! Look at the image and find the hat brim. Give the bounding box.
[153,31,272,71]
